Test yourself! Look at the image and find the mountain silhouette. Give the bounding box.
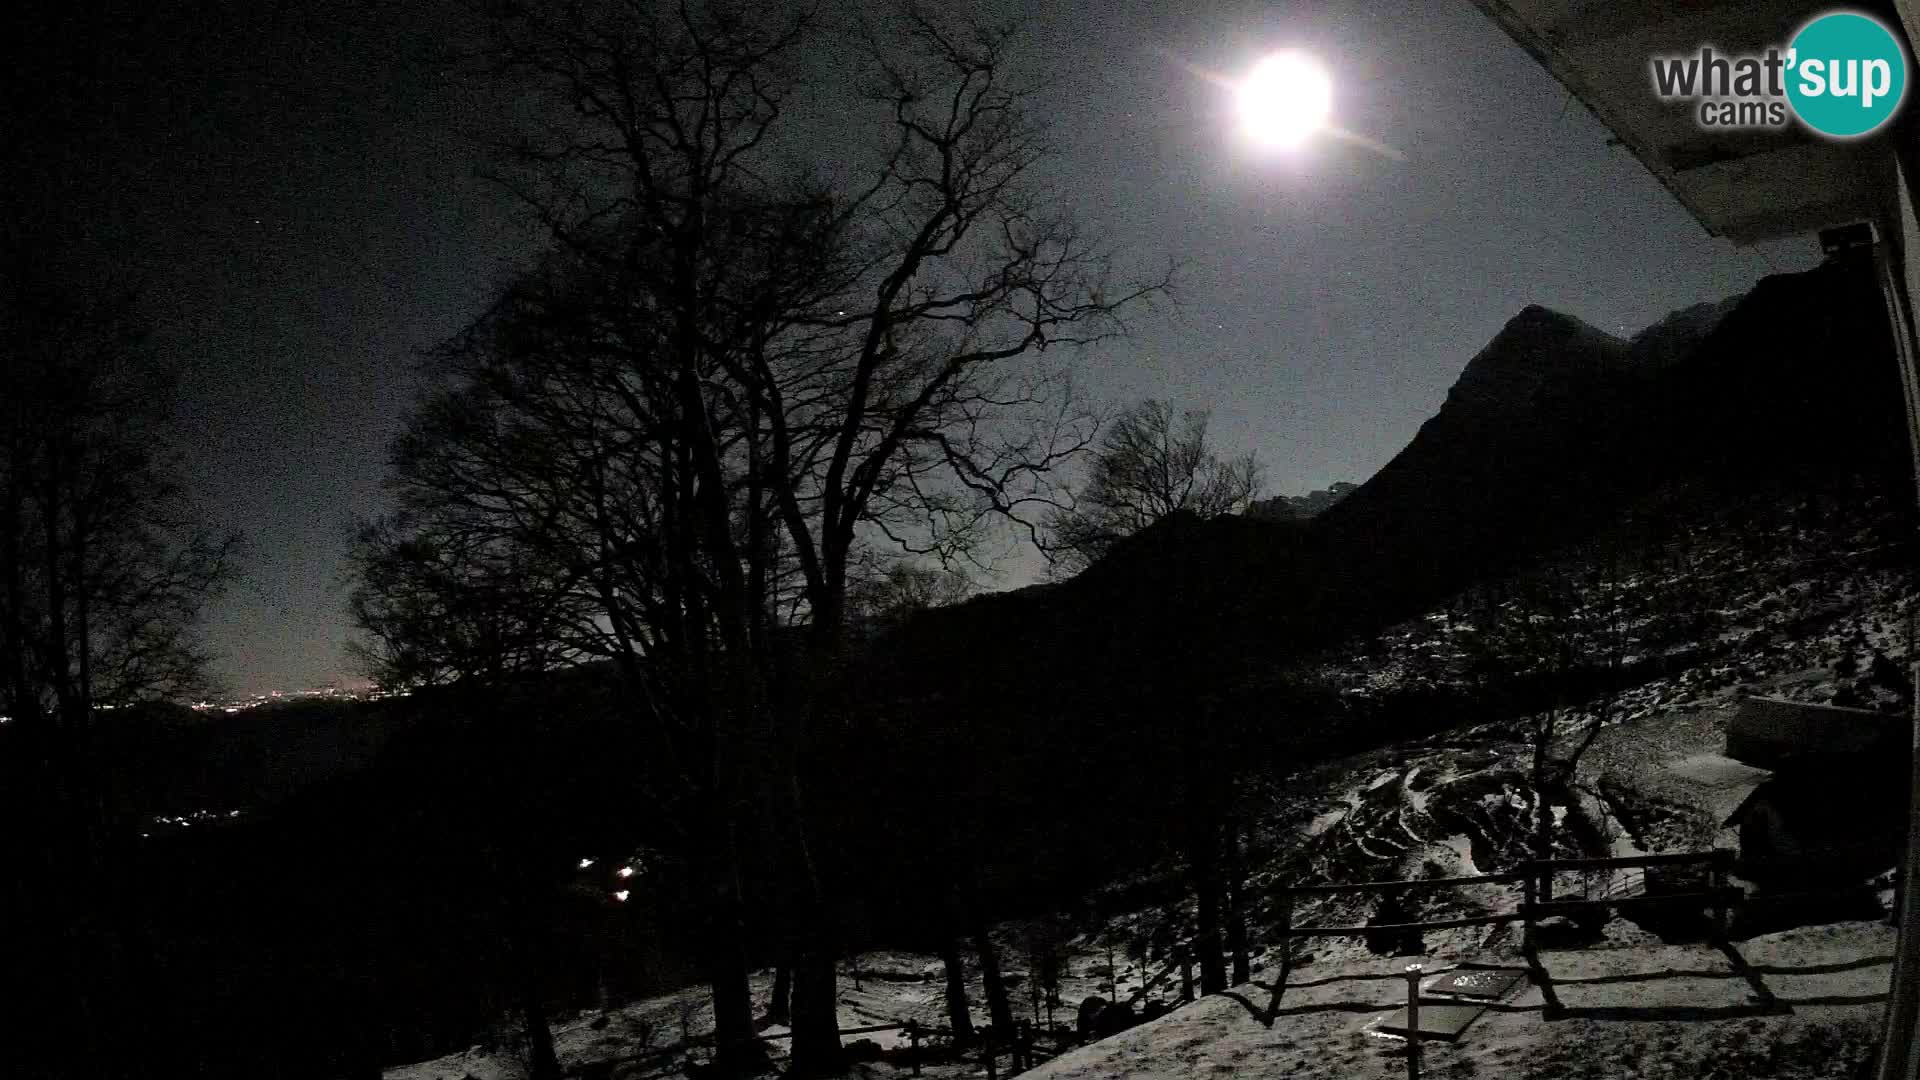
[873,254,1907,742]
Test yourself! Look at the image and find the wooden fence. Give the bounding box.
[572,1016,1052,1080]
[1261,850,1741,1020]
[1275,850,1737,942]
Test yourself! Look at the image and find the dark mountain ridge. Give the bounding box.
[865,255,1907,823]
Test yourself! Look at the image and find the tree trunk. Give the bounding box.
[1186,749,1226,995]
[770,963,792,1026]
[974,924,1016,1037]
[521,980,560,1080]
[1192,842,1226,995]
[705,851,766,1078]
[1225,817,1250,986]
[1533,708,1556,901]
[940,938,976,1041]
[786,911,842,1078]
[499,852,559,1080]
[783,613,850,1078]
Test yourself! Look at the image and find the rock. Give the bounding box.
[589,1013,610,1030]
[1076,995,1108,1041]
[843,1038,884,1063]
[1094,1000,1138,1038]
[1530,915,1600,948]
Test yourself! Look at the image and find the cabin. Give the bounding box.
[1455,0,1920,1053]
[1724,695,1906,771]
[1718,697,1907,887]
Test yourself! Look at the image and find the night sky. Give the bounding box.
[12,1,1816,696]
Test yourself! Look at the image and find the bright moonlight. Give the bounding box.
[1238,51,1333,148]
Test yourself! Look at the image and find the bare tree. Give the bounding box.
[1453,549,1626,893]
[445,2,1167,1074]
[938,936,976,1041]
[846,559,972,635]
[347,514,589,1080]
[0,249,240,1080]
[1042,400,1261,575]
[348,514,584,691]
[362,244,778,1070]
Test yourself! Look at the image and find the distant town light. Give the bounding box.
[613,890,630,902]
[616,866,635,879]
[578,857,595,870]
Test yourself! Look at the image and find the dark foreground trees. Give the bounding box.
[0,246,240,1079]
[351,1,1166,1074]
[347,519,584,1080]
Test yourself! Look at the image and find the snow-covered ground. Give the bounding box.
[388,917,1895,1080]
[384,932,1194,1080]
[1023,921,1892,1080]
[387,486,1916,1079]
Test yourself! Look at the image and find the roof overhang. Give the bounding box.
[1467,0,1909,244]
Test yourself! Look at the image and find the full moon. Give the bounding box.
[1238,51,1333,148]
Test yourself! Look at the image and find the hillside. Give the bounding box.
[864,253,1905,822]
[377,250,1917,1078]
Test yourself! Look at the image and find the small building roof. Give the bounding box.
[1725,695,1906,770]
[1661,753,1773,826]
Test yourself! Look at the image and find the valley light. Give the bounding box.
[616,865,635,879]
[577,857,595,870]
[1238,51,1333,148]
[613,889,630,902]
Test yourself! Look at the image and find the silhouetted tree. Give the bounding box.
[938,938,975,1041]
[1453,546,1626,884]
[456,2,1166,1073]
[0,248,240,1080]
[847,560,973,636]
[1224,811,1250,985]
[347,520,585,1080]
[973,923,1016,1038]
[1043,400,1260,575]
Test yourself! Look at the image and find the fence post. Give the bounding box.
[1280,890,1294,985]
[908,1020,920,1078]
[1019,1019,1032,1071]
[1521,865,1537,950]
[1179,945,1193,1003]
[1404,963,1424,1080]
[1709,850,1730,941]
[984,1025,997,1080]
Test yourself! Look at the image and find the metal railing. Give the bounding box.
[1261,849,1740,1024]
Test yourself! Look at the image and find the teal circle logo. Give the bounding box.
[1786,11,1908,138]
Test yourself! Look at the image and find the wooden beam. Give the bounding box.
[1287,913,1525,937]
[1529,887,1743,916]
[1282,872,1527,897]
[1465,0,1721,237]
[1528,851,1727,873]
[1543,0,1813,52]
